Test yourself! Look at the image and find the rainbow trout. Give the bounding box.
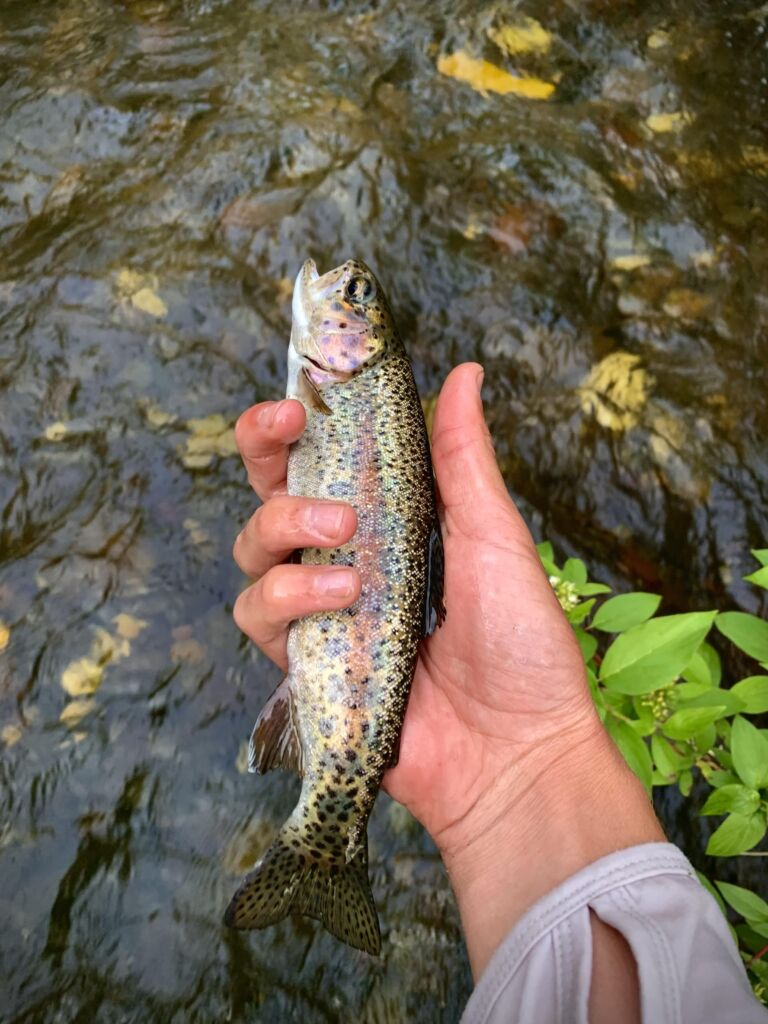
[224,258,445,954]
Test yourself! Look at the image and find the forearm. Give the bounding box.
[438,721,665,981]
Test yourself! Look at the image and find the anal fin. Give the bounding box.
[248,676,303,776]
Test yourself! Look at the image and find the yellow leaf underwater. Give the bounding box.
[141,401,177,429]
[170,626,206,665]
[646,30,671,49]
[115,268,168,317]
[646,111,691,133]
[114,613,148,640]
[579,352,652,432]
[116,268,151,294]
[131,287,168,318]
[182,414,238,468]
[488,18,553,56]
[0,620,9,652]
[742,145,768,176]
[611,254,651,271]
[61,657,104,697]
[235,740,250,775]
[60,625,131,696]
[221,818,275,875]
[183,518,210,546]
[187,413,230,437]
[60,699,96,728]
[437,52,555,99]
[2,724,22,747]
[44,422,70,442]
[663,288,711,320]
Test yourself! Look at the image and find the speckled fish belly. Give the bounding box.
[224,258,445,953]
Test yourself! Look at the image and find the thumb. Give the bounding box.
[430,363,520,537]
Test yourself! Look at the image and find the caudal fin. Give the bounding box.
[223,828,381,955]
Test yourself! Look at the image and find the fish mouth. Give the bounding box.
[292,258,347,323]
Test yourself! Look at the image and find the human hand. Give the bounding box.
[232,363,662,976]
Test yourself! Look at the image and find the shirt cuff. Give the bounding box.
[461,842,764,1024]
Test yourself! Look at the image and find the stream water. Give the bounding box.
[1,1,767,1020]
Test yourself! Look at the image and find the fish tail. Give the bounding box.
[223,827,381,955]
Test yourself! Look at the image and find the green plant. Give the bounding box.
[540,542,768,1005]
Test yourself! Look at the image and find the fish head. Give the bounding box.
[290,258,396,393]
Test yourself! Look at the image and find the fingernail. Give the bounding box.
[258,402,279,427]
[314,568,356,598]
[307,503,347,539]
[475,367,485,392]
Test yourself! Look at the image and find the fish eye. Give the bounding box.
[344,275,376,304]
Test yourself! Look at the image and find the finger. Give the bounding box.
[233,496,357,579]
[233,564,361,670]
[431,363,529,542]
[234,398,306,500]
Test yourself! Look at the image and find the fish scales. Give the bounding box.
[225,259,444,954]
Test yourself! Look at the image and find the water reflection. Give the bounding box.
[1,0,766,1019]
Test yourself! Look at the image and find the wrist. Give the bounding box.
[437,716,665,979]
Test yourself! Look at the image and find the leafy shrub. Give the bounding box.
[540,543,768,1004]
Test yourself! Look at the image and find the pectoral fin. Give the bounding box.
[248,676,304,775]
[299,367,332,414]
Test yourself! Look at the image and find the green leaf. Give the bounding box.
[678,768,693,795]
[600,612,717,695]
[662,705,728,740]
[751,548,768,567]
[536,541,554,562]
[591,592,662,633]
[744,566,768,590]
[676,681,713,701]
[567,599,595,625]
[715,882,768,923]
[701,784,761,816]
[706,769,738,788]
[651,733,681,779]
[702,641,722,686]
[682,641,721,686]
[731,715,768,788]
[714,748,734,772]
[606,717,653,791]
[575,628,598,664]
[692,721,717,753]
[706,812,767,856]
[578,582,612,596]
[634,700,659,741]
[716,612,768,663]
[541,557,559,577]
[562,557,587,586]
[679,689,746,715]
[735,923,768,951]
[731,676,768,714]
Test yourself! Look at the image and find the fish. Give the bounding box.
[224,258,445,954]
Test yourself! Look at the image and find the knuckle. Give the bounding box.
[234,410,252,452]
[232,588,253,632]
[260,567,287,609]
[260,497,298,549]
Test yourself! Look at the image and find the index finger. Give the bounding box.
[234,399,306,501]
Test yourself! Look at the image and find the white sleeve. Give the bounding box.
[461,842,767,1024]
